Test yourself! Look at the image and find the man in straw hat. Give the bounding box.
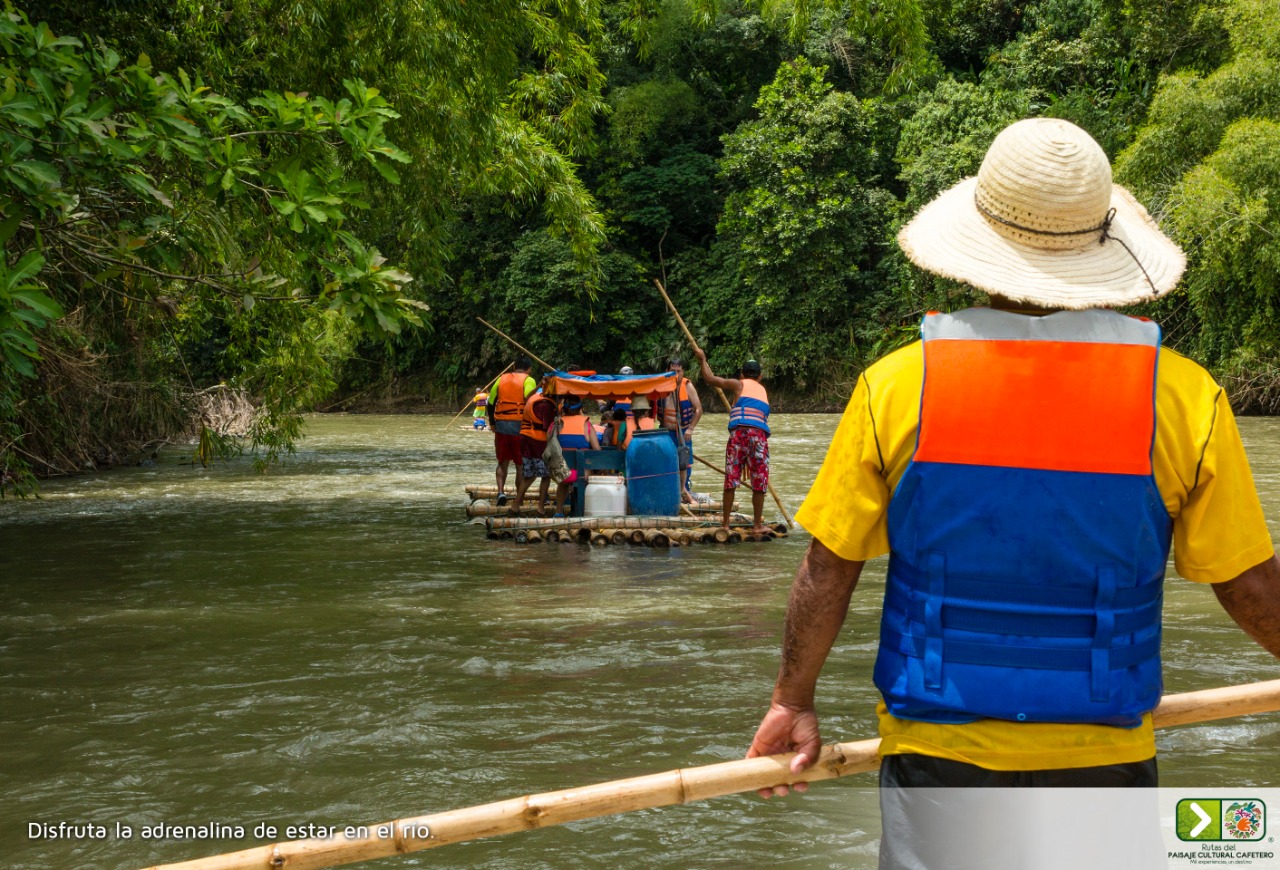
[746,119,1280,865]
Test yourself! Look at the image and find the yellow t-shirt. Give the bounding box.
[796,335,1276,770]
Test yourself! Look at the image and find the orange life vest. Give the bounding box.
[493,372,529,421]
[661,378,695,430]
[558,413,593,449]
[620,413,656,450]
[520,393,553,442]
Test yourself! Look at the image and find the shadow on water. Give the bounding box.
[1,414,1278,868]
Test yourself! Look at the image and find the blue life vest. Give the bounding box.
[728,380,770,434]
[875,309,1172,728]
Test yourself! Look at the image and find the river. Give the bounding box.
[2,413,1279,869]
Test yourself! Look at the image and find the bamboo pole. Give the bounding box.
[655,279,794,529]
[142,680,1280,870]
[691,452,795,530]
[477,318,555,372]
[442,362,515,433]
[485,515,750,531]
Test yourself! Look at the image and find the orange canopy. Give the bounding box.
[547,371,678,401]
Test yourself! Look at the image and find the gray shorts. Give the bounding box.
[522,456,549,479]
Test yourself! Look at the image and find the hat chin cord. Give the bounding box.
[973,197,1158,295]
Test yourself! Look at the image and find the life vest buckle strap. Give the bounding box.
[885,629,1160,673]
[1091,566,1118,702]
[923,553,946,690]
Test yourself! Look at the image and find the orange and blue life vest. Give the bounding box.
[493,372,529,421]
[876,309,1170,728]
[520,392,553,442]
[620,414,655,450]
[474,391,489,408]
[558,413,593,450]
[727,380,769,434]
[661,379,696,430]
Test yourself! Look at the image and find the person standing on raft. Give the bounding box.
[471,386,489,430]
[745,118,1280,868]
[511,372,556,516]
[487,356,536,504]
[693,350,771,536]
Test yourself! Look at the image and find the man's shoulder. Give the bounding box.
[1156,345,1222,408]
[864,341,924,389]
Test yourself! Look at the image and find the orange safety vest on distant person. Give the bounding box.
[520,393,553,442]
[493,372,529,421]
[620,413,656,450]
[661,379,696,431]
[558,413,593,449]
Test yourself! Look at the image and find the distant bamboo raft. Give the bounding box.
[465,485,724,513]
[485,515,788,546]
[466,501,725,518]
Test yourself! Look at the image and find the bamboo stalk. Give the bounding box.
[526,530,543,544]
[467,504,542,518]
[628,529,646,545]
[609,529,628,546]
[655,276,793,529]
[654,279,732,412]
[691,453,795,530]
[442,362,515,433]
[142,681,1280,870]
[477,318,554,372]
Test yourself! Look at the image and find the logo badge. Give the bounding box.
[1176,798,1266,841]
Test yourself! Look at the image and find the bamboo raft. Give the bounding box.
[465,486,724,514]
[484,515,788,546]
[466,501,725,519]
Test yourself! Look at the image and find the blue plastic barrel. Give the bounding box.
[625,430,680,516]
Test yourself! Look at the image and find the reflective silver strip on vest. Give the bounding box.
[922,309,1160,347]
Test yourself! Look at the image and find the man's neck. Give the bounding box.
[987,294,1061,316]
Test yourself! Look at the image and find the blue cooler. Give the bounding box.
[625,430,680,516]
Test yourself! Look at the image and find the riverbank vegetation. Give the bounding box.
[5,0,1280,490]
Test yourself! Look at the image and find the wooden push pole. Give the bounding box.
[653,279,794,529]
[440,362,515,432]
[140,679,1280,870]
[477,318,555,372]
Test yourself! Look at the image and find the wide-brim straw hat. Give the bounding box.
[897,118,1186,309]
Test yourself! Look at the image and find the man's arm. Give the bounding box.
[686,381,703,431]
[747,538,865,797]
[1212,554,1280,656]
[692,347,740,395]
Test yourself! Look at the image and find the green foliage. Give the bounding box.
[1115,0,1280,402]
[715,58,898,385]
[896,78,1031,210]
[0,3,429,486]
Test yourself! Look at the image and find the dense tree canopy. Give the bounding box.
[6,0,1280,490]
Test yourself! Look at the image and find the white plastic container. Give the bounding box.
[584,475,627,517]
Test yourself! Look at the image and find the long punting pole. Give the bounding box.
[654,279,794,529]
[142,680,1280,870]
[477,318,555,372]
[441,362,515,432]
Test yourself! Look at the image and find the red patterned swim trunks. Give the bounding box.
[724,425,769,491]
